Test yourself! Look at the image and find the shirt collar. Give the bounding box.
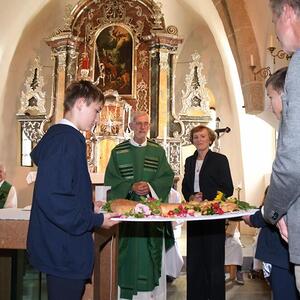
[59,118,79,131]
[0,180,4,187]
[130,138,147,147]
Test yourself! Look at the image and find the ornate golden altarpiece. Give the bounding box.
[17,0,218,175]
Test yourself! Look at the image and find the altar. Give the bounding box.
[0,209,119,300]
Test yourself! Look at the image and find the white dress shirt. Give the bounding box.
[194,159,203,192]
[59,118,79,130]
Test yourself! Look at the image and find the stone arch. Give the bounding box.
[212,0,264,114]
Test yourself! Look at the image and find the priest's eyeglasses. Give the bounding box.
[135,122,150,127]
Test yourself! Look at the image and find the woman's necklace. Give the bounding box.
[196,159,203,173]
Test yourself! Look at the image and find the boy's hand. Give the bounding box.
[101,213,120,229]
[94,200,105,213]
[242,215,252,226]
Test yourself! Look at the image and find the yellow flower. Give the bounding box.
[215,191,224,201]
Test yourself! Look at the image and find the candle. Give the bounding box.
[269,34,275,48]
[163,126,167,144]
[122,108,125,132]
[108,112,113,132]
[128,108,131,125]
[250,54,254,67]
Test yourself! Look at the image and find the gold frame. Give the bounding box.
[92,23,136,98]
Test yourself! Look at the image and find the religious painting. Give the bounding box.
[94,25,133,95]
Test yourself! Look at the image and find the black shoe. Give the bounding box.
[235,271,244,285]
[167,275,175,283]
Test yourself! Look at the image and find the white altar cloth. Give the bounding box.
[0,208,30,220]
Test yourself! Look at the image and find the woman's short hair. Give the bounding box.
[265,67,288,93]
[189,125,216,145]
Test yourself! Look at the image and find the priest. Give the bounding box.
[104,111,174,300]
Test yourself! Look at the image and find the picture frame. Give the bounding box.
[94,25,134,96]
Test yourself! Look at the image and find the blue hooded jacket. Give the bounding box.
[27,124,104,279]
[250,210,290,269]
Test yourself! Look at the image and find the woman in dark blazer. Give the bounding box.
[182,125,234,300]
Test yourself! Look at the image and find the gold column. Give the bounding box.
[158,50,169,139]
[148,33,183,139]
[46,34,79,124]
[55,51,67,122]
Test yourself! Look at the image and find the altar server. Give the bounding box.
[244,68,299,300]
[0,163,17,208]
[27,80,118,300]
[104,111,175,300]
[263,0,300,292]
[165,188,184,280]
[225,220,244,284]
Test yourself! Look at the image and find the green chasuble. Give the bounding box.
[0,181,12,208]
[104,139,175,299]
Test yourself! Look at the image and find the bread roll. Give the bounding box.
[220,201,238,212]
[110,199,137,214]
[187,200,201,207]
[198,200,218,210]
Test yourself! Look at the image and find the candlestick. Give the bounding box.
[268,47,292,64]
[249,65,271,81]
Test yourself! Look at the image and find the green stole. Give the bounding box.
[109,141,174,299]
[0,181,12,208]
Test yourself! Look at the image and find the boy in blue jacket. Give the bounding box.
[244,68,299,300]
[27,80,118,300]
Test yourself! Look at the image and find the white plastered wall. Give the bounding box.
[0,0,277,212]
[163,0,276,208]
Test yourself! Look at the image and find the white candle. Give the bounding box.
[128,108,131,125]
[108,113,112,132]
[122,107,125,132]
[250,54,254,66]
[269,34,275,48]
[163,126,167,144]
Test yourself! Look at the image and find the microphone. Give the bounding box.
[215,127,231,134]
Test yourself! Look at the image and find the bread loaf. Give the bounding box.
[110,199,137,214]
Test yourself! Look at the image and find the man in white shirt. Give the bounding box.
[0,163,17,208]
